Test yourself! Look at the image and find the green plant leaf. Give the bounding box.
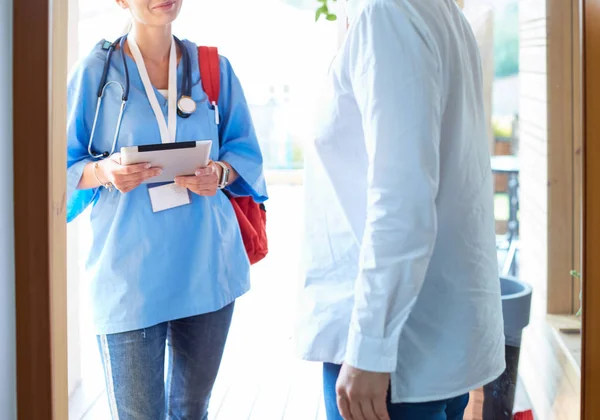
[315,4,328,22]
[315,0,337,22]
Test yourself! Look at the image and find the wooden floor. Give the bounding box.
[71,185,534,420]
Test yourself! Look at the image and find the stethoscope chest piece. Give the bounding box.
[177,96,196,118]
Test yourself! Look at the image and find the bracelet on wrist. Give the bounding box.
[93,162,114,192]
[212,161,230,189]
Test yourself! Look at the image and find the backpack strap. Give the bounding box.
[198,46,221,125]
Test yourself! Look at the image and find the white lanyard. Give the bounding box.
[128,35,177,144]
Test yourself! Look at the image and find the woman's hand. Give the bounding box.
[174,163,220,196]
[98,153,162,193]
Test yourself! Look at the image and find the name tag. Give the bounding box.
[148,183,190,213]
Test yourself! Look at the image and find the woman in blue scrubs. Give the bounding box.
[66,1,267,418]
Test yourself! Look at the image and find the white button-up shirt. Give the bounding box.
[296,0,506,403]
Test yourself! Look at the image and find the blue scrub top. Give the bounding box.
[66,39,268,335]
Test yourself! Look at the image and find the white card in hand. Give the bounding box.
[148,183,190,213]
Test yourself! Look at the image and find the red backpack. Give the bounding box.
[198,46,268,265]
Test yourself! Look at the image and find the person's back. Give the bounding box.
[298,0,505,414]
[387,0,506,398]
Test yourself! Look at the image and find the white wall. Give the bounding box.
[0,0,17,419]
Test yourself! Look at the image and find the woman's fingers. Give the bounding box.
[175,173,215,188]
[144,168,163,179]
[113,168,161,192]
[118,168,160,184]
[174,175,193,188]
[195,164,217,177]
[118,162,153,175]
[174,174,218,196]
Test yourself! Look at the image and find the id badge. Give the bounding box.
[148,183,190,213]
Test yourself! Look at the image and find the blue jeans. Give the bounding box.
[97,303,235,420]
[323,363,470,420]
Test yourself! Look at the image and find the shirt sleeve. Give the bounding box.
[344,2,443,373]
[217,56,268,203]
[66,58,100,223]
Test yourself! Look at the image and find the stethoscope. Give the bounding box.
[88,35,196,158]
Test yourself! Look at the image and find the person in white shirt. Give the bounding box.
[296,0,506,419]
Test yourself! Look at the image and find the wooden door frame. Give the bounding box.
[547,0,584,315]
[582,0,600,418]
[12,0,68,418]
[9,0,600,418]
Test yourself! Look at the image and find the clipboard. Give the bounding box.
[120,140,213,184]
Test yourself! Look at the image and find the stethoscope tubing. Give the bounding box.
[88,34,193,159]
